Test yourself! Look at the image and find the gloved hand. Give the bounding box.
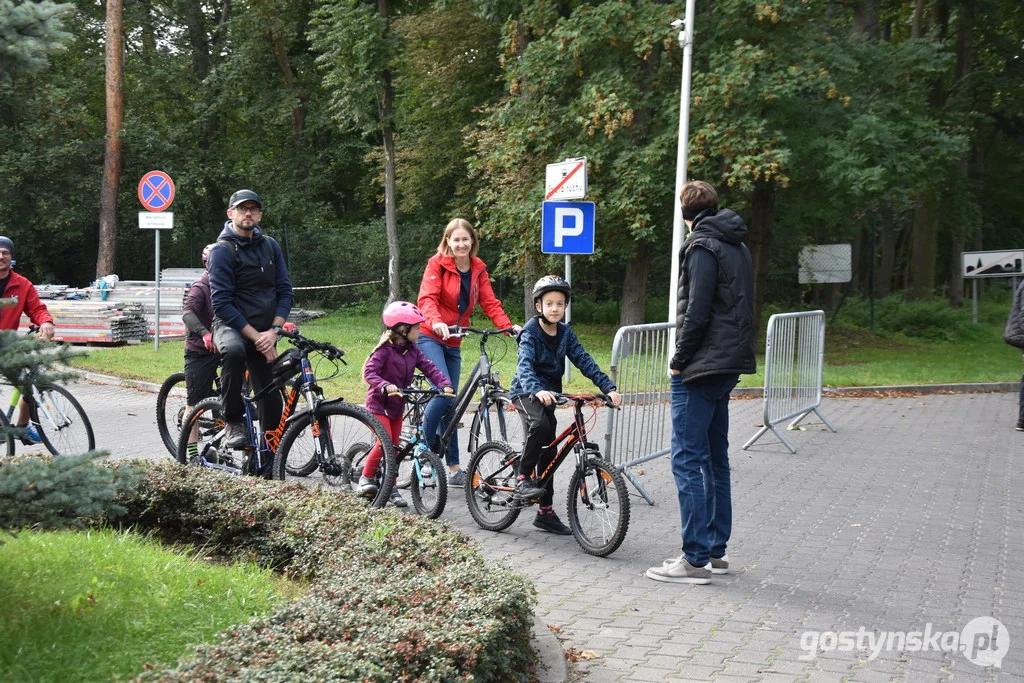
[202,332,216,353]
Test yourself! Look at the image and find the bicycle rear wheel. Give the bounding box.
[156,372,188,457]
[566,456,630,557]
[273,402,395,508]
[465,440,521,531]
[176,398,227,466]
[468,391,527,456]
[409,449,447,519]
[34,383,95,456]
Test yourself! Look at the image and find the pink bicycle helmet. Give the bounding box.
[383,301,426,328]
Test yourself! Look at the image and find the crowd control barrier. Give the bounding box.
[743,310,835,453]
[604,322,675,505]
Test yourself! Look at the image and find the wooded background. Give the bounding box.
[2,0,1022,325]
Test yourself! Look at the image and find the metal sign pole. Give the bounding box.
[972,279,978,325]
[154,230,161,349]
[564,254,572,383]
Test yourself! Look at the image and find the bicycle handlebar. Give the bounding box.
[553,393,617,409]
[274,325,346,361]
[446,325,516,338]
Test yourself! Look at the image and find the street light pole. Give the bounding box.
[667,3,696,328]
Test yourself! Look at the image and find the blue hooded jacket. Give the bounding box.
[511,316,616,398]
[208,222,294,332]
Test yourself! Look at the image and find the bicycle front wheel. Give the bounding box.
[273,402,395,508]
[156,371,187,457]
[34,384,95,456]
[465,440,521,531]
[468,391,527,456]
[409,449,447,519]
[0,410,13,457]
[567,456,630,557]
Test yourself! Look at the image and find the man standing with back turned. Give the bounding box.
[647,181,756,585]
[208,190,294,448]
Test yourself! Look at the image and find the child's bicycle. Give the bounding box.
[465,393,630,557]
[349,382,449,518]
[177,328,395,506]
[2,325,95,456]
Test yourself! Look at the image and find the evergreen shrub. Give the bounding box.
[114,462,537,681]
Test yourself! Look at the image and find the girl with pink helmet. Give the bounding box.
[360,301,454,507]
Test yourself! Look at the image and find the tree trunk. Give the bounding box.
[907,192,937,299]
[947,2,973,308]
[377,0,399,303]
[619,242,650,326]
[523,254,536,322]
[877,208,896,297]
[747,182,775,336]
[97,0,124,279]
[853,0,880,39]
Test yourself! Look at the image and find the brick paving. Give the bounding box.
[46,376,1024,681]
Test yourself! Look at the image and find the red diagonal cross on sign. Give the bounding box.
[545,161,585,200]
[138,171,176,212]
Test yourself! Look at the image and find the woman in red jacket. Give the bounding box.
[417,219,521,486]
[0,236,56,444]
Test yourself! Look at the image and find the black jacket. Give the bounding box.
[1005,280,1024,349]
[208,222,294,332]
[672,209,757,382]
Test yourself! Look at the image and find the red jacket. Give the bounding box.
[417,254,513,348]
[0,270,54,331]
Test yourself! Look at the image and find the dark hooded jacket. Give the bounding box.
[671,208,757,382]
[208,222,294,333]
[1005,280,1024,349]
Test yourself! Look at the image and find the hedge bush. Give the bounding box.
[113,462,537,681]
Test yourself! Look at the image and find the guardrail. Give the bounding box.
[604,322,675,505]
[742,310,835,453]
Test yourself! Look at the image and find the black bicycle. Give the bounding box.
[432,326,529,462]
[465,394,630,557]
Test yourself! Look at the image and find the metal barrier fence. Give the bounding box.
[742,310,835,453]
[604,322,675,505]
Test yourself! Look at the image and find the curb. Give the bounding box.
[531,617,568,683]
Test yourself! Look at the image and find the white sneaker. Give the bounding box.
[646,556,711,584]
[357,475,378,497]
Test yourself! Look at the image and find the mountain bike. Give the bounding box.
[465,394,630,557]
[429,326,529,463]
[178,328,394,506]
[349,383,448,518]
[269,326,397,507]
[2,325,95,456]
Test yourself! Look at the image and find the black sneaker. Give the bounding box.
[224,422,248,449]
[1016,421,1024,432]
[515,477,545,500]
[533,512,572,535]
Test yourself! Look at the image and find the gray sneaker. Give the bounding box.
[646,556,711,584]
[224,421,248,449]
[448,469,467,487]
[710,555,729,574]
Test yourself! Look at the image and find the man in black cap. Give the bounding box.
[208,190,294,449]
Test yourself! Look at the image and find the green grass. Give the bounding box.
[0,528,296,682]
[68,307,1024,395]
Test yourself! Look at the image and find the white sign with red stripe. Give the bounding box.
[545,158,588,201]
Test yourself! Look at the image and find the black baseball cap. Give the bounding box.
[228,189,262,210]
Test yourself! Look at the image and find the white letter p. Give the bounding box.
[554,207,585,247]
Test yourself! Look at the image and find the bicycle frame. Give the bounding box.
[436,326,512,455]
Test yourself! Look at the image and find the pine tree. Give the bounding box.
[0,326,139,532]
[0,0,73,85]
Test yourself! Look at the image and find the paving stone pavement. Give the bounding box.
[30,377,1023,682]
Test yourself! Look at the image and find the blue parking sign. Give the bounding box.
[541,201,595,254]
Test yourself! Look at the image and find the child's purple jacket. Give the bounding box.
[363,341,452,419]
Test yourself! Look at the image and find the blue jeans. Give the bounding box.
[416,335,462,467]
[670,373,738,568]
